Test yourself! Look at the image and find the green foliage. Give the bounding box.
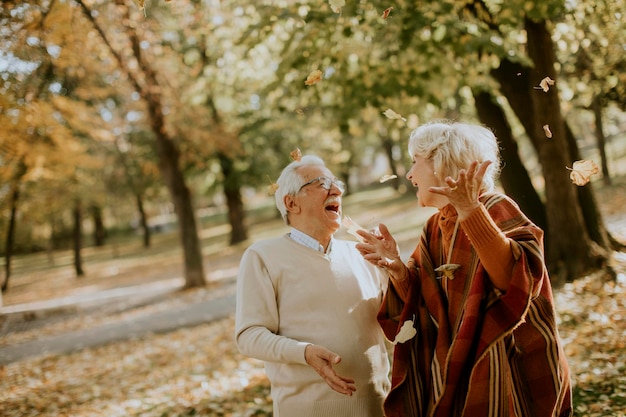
[1,0,625,253]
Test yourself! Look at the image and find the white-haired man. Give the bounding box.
[235,155,390,417]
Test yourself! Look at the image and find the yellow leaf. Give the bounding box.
[543,124,552,138]
[392,319,417,345]
[382,108,406,121]
[536,76,555,92]
[382,7,393,19]
[342,215,366,242]
[567,160,599,186]
[304,69,323,86]
[267,183,279,196]
[435,263,461,279]
[266,175,279,196]
[290,148,302,161]
[329,0,345,13]
[379,174,397,183]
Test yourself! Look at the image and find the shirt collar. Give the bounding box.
[289,228,333,254]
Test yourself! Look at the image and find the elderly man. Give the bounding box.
[235,155,390,417]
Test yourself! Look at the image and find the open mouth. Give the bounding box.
[325,199,341,216]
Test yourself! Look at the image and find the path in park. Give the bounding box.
[0,278,237,365]
[0,241,420,366]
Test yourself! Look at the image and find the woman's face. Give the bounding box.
[405,155,448,209]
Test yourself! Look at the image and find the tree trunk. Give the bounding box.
[77,0,206,288]
[490,59,542,151]
[525,18,605,283]
[2,184,20,292]
[91,205,106,247]
[472,89,547,230]
[206,97,248,245]
[219,153,248,245]
[136,193,151,248]
[381,137,401,191]
[564,123,619,251]
[153,127,206,287]
[591,95,611,185]
[73,200,85,277]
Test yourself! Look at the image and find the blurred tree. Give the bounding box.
[557,0,626,183]
[73,0,207,287]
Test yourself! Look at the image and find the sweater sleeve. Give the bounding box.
[460,204,514,291]
[234,247,310,365]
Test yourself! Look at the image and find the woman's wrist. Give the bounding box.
[388,263,408,282]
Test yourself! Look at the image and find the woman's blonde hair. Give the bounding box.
[408,120,501,192]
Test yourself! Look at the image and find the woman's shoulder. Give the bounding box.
[480,192,537,231]
[480,192,518,209]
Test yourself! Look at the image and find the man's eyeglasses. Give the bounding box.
[298,176,346,193]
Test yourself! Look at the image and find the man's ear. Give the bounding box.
[284,194,301,214]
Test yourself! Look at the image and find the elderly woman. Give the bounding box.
[356,121,572,417]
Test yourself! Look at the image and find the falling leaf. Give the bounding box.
[535,76,555,92]
[392,318,417,345]
[543,124,553,138]
[329,0,345,13]
[342,215,366,242]
[304,69,323,86]
[133,0,147,16]
[266,175,279,196]
[567,160,599,186]
[267,183,279,196]
[290,148,302,161]
[382,108,407,122]
[379,174,398,183]
[435,263,460,279]
[381,7,393,19]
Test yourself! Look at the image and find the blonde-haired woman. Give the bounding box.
[357,121,572,417]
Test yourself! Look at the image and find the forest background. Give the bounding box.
[0,0,626,415]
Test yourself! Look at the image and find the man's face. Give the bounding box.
[287,165,345,240]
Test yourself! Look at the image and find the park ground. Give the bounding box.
[1,177,626,417]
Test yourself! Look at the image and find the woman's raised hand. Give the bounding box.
[356,224,406,279]
[430,160,491,220]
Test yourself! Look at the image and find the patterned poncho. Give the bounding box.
[378,193,572,417]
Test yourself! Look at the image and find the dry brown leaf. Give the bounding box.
[392,318,417,345]
[304,69,323,86]
[290,148,302,161]
[379,174,398,183]
[543,124,553,138]
[435,263,461,279]
[382,108,406,121]
[342,215,366,243]
[536,76,555,92]
[329,0,345,13]
[382,7,394,19]
[567,159,599,186]
[267,183,279,196]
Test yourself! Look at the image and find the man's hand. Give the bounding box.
[304,344,356,396]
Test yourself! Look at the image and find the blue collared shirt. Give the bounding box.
[289,228,333,255]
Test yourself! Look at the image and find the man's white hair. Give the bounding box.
[274,155,326,225]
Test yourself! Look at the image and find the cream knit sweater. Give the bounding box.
[235,235,390,417]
